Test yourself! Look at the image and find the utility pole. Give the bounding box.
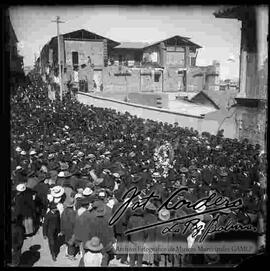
[52,16,65,101]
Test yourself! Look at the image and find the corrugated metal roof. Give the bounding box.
[114,42,150,49]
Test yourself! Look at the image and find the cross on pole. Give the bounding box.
[51,16,65,101]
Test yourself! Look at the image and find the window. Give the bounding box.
[154,72,161,82]
[72,51,79,66]
[190,57,196,67]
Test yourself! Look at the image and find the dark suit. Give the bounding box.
[43,209,61,258]
[11,221,25,266]
[112,201,131,262]
[127,212,147,267]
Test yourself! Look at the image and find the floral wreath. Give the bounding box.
[153,141,175,178]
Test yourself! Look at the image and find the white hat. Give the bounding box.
[15,166,22,171]
[58,171,65,177]
[98,191,106,197]
[152,172,161,178]
[29,150,37,155]
[50,186,65,198]
[15,147,22,152]
[158,208,170,221]
[83,187,93,196]
[20,151,27,155]
[48,154,55,160]
[40,165,48,173]
[113,173,120,178]
[195,202,207,213]
[75,193,83,199]
[16,183,26,192]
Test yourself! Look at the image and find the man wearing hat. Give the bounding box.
[112,189,131,264]
[143,201,158,266]
[60,195,78,260]
[43,201,61,261]
[79,237,104,267]
[33,172,51,224]
[50,185,65,216]
[154,208,173,267]
[127,207,147,267]
[73,196,93,255]
[57,171,72,187]
[14,182,37,237]
[11,207,25,266]
[88,200,116,266]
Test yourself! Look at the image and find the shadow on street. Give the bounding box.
[19,244,41,266]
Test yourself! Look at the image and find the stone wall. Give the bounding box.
[235,104,267,149]
[128,92,169,108]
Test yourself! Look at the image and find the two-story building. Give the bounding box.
[39,29,220,94]
[40,29,119,92]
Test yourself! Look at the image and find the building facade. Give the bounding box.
[6,12,24,92]
[39,30,220,94]
[214,5,268,149]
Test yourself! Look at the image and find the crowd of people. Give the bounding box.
[10,72,266,267]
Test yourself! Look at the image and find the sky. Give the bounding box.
[9,5,242,80]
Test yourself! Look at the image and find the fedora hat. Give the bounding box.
[152,172,161,178]
[16,183,26,192]
[195,203,207,213]
[48,153,55,160]
[58,171,72,178]
[188,165,197,171]
[83,187,93,196]
[93,201,106,217]
[84,237,103,252]
[145,201,157,211]
[15,165,22,171]
[180,167,188,173]
[98,191,106,198]
[60,162,69,171]
[93,178,104,186]
[50,185,65,198]
[158,208,170,221]
[132,174,142,183]
[219,169,228,177]
[86,153,96,159]
[15,146,22,152]
[112,172,120,178]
